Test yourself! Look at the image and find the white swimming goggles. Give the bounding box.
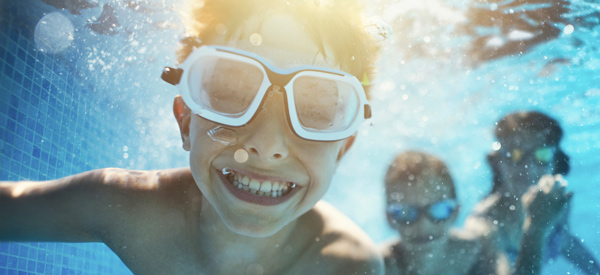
[161,45,371,141]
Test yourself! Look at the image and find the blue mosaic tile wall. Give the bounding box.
[0,4,133,275]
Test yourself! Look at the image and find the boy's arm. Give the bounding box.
[561,232,600,275]
[0,170,108,242]
[0,168,172,242]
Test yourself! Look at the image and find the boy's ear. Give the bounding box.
[173,95,192,151]
[337,133,356,161]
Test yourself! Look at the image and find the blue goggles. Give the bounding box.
[161,45,371,141]
[387,199,458,224]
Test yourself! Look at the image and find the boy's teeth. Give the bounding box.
[240,176,250,186]
[226,172,296,197]
[259,182,272,192]
[249,179,261,191]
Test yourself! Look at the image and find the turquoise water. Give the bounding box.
[1,0,599,274]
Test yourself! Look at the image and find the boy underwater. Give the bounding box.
[0,0,383,274]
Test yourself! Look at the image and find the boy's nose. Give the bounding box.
[242,91,291,162]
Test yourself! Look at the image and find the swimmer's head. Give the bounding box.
[385,151,456,200]
[176,0,380,98]
[384,151,458,247]
[171,0,380,238]
[488,111,570,194]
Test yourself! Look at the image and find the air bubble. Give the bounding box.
[215,23,227,35]
[222,167,233,175]
[492,141,502,151]
[207,126,238,146]
[250,33,262,46]
[564,24,574,35]
[35,12,75,53]
[234,148,249,163]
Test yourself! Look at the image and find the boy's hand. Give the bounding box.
[521,174,572,234]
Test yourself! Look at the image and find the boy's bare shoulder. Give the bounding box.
[98,167,201,224]
[101,167,196,191]
[290,201,383,274]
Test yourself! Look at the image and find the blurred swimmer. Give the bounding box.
[466,111,600,274]
[380,151,511,275]
[0,0,384,273]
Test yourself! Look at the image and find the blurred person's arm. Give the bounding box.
[466,228,511,275]
[515,175,572,275]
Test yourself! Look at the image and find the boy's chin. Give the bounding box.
[223,216,289,238]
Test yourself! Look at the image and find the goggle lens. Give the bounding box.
[189,56,264,117]
[429,200,458,221]
[534,147,554,164]
[293,76,360,132]
[387,204,419,223]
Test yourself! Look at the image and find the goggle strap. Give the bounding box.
[364,104,372,119]
[162,67,183,86]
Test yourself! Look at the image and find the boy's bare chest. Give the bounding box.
[108,233,324,275]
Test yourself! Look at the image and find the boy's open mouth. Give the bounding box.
[219,168,300,205]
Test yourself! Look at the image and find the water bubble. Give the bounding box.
[492,141,502,151]
[564,24,574,35]
[250,33,262,46]
[509,205,516,211]
[207,126,238,146]
[234,148,249,163]
[35,12,74,53]
[215,23,227,35]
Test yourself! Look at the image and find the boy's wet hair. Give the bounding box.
[488,111,570,193]
[385,151,457,199]
[176,0,381,98]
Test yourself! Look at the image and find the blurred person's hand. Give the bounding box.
[521,174,572,235]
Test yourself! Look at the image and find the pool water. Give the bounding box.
[1,0,599,274]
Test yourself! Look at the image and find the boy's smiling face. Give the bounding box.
[174,12,355,237]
